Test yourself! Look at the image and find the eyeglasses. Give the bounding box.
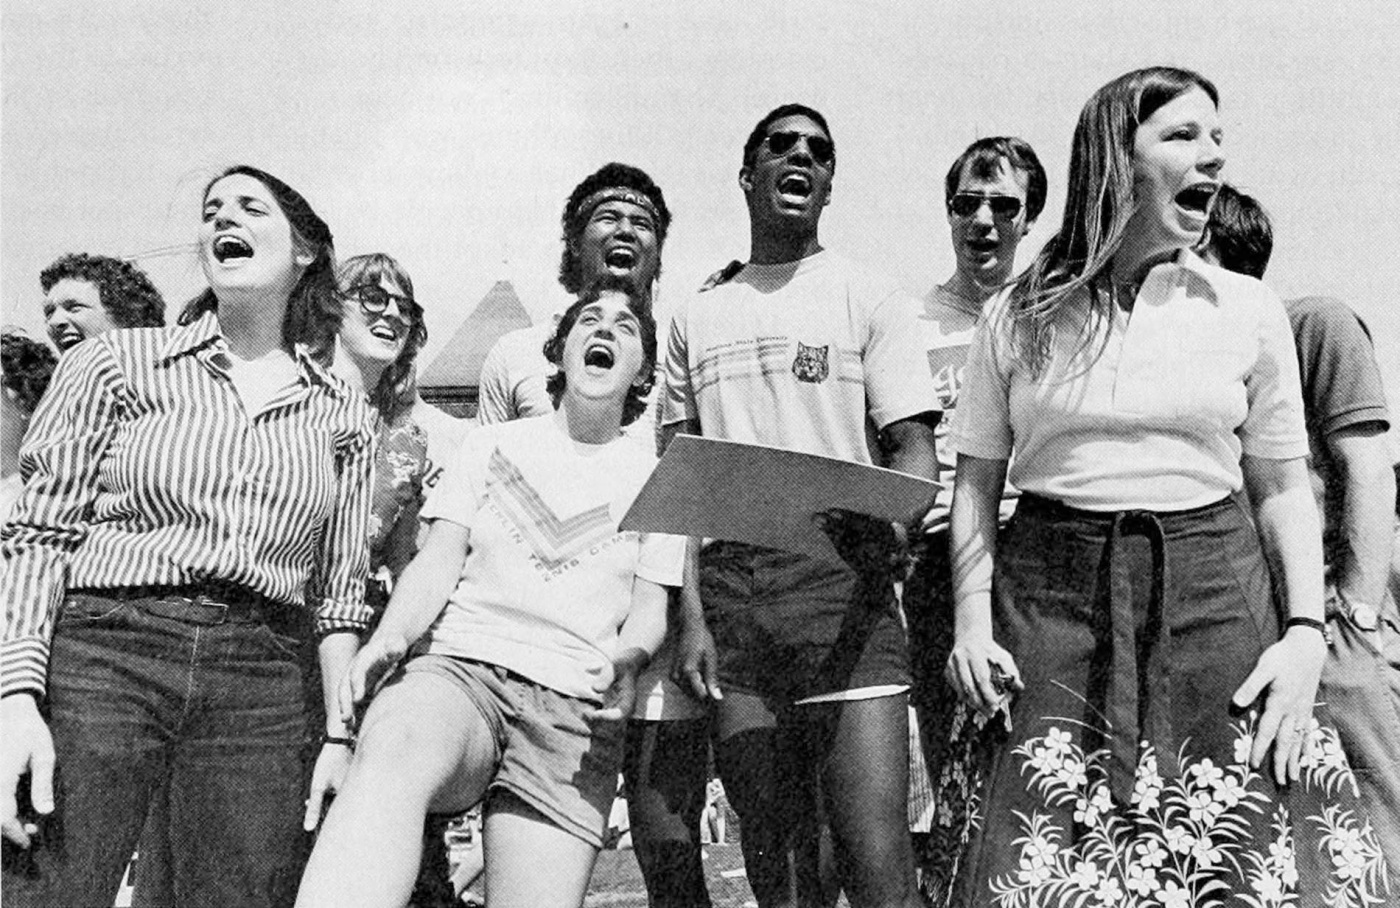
[764,131,835,166]
[948,194,1023,220]
[346,285,418,320]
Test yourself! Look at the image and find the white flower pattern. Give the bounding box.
[982,718,1390,908]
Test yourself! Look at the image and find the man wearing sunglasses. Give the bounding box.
[662,103,938,908]
[905,135,1045,886]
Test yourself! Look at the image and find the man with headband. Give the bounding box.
[476,163,670,425]
[476,164,718,907]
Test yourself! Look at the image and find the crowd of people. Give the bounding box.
[1,64,1398,908]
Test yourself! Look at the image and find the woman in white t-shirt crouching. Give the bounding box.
[295,275,685,908]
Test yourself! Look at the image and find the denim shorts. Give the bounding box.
[699,541,910,703]
[402,655,625,848]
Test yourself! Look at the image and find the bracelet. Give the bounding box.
[321,734,356,749]
[1284,616,1328,636]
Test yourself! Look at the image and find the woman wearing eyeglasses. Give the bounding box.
[0,165,375,908]
[942,68,1387,905]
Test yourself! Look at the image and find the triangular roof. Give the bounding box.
[420,280,532,389]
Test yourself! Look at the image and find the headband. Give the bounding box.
[575,187,661,226]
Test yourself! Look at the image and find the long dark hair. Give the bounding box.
[335,253,427,423]
[179,165,339,361]
[1005,67,1218,374]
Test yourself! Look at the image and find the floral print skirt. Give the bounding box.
[945,494,1390,908]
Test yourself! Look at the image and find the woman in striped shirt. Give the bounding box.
[0,165,376,908]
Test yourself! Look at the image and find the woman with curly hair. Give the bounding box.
[943,67,1389,905]
[40,252,165,352]
[1,165,376,908]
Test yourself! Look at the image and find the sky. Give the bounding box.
[3,2,1397,434]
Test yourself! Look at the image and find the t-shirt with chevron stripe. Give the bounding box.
[419,411,685,702]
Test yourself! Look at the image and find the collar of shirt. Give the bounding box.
[1136,248,1223,309]
[158,310,348,400]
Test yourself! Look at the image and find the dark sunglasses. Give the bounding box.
[948,194,1023,220]
[347,285,418,320]
[764,131,835,166]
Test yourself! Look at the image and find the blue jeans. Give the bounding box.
[9,589,313,908]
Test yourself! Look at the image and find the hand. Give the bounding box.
[336,632,409,728]
[1,694,55,849]
[814,509,904,579]
[945,633,1023,718]
[302,741,355,832]
[589,653,645,722]
[672,614,722,702]
[1231,627,1328,785]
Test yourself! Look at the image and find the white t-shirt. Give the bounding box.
[661,249,937,460]
[951,251,1308,511]
[420,412,685,701]
[475,322,557,425]
[918,284,1018,534]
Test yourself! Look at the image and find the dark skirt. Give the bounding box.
[948,494,1390,908]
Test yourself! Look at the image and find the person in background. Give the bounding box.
[296,277,684,908]
[665,103,939,908]
[0,331,57,523]
[906,136,1045,901]
[1199,183,1399,884]
[946,67,1387,905]
[0,164,375,907]
[40,252,165,353]
[475,163,670,425]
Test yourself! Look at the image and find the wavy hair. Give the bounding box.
[1,329,58,413]
[40,253,165,329]
[335,253,428,423]
[179,165,339,361]
[1005,67,1218,374]
[543,274,657,427]
[558,163,671,295]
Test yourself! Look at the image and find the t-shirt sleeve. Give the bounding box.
[421,428,488,527]
[948,307,1014,460]
[1289,297,1391,438]
[475,337,514,426]
[660,302,697,427]
[635,531,686,588]
[865,291,941,430]
[1239,289,1310,459]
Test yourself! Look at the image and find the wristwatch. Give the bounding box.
[1336,590,1380,631]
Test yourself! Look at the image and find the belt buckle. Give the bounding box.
[192,594,232,625]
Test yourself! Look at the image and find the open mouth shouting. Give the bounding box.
[583,339,617,371]
[1174,182,1218,219]
[212,234,254,263]
[777,171,814,206]
[603,246,638,271]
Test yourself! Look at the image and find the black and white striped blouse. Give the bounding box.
[2,312,376,696]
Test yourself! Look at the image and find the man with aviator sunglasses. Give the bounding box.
[662,103,938,908]
[905,135,1046,894]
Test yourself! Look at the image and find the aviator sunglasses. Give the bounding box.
[948,193,1023,220]
[346,285,419,321]
[764,130,835,166]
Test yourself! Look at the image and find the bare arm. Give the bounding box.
[1326,424,1396,610]
[592,577,671,721]
[945,454,1021,715]
[1232,454,1327,784]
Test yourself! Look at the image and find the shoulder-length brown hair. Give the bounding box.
[1005,67,1218,374]
[335,253,428,423]
[179,165,340,361]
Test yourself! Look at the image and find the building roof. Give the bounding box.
[419,280,532,389]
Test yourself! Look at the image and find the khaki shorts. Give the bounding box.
[403,655,624,848]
